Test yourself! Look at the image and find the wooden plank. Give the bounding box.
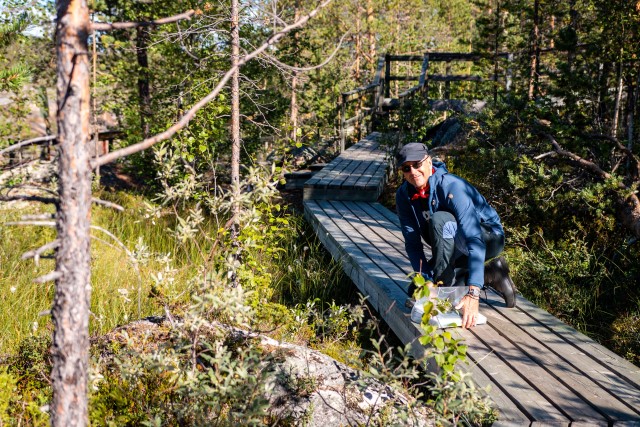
[331,201,412,288]
[480,297,640,422]
[470,323,607,423]
[318,201,411,289]
[482,291,640,421]
[460,327,570,423]
[460,356,532,426]
[327,158,361,189]
[353,203,406,247]
[515,296,640,387]
[370,202,402,228]
[339,202,410,267]
[304,201,419,343]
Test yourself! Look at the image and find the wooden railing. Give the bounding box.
[338,52,514,151]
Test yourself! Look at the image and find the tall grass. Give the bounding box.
[0,192,205,354]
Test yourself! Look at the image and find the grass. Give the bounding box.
[0,191,200,354]
[0,187,362,355]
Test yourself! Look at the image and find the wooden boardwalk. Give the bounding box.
[302,137,640,426]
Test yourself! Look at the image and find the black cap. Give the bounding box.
[396,142,429,166]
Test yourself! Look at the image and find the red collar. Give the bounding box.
[411,185,429,200]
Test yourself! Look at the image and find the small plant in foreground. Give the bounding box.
[411,273,497,425]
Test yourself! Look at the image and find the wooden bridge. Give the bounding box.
[303,131,640,425]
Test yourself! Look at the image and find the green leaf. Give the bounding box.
[434,337,444,350]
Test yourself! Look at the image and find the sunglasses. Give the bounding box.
[401,157,429,173]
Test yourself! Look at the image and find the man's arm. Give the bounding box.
[396,189,430,277]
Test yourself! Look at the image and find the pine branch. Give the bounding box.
[92,0,333,169]
[91,10,196,31]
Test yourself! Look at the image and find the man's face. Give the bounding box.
[402,156,432,190]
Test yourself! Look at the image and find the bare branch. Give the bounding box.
[6,220,56,227]
[541,132,614,181]
[22,239,61,267]
[533,151,555,160]
[260,31,348,72]
[0,194,58,204]
[92,0,333,169]
[21,213,55,221]
[0,135,56,156]
[583,133,640,177]
[91,10,196,31]
[34,271,62,283]
[92,197,125,211]
[90,225,136,261]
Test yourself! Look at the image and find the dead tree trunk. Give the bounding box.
[230,0,240,201]
[613,58,624,137]
[290,3,301,144]
[136,25,151,138]
[528,0,540,101]
[366,0,375,71]
[52,0,92,425]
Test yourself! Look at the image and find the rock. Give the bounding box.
[258,333,433,426]
[97,317,434,427]
[431,118,464,148]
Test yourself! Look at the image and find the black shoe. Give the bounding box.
[484,256,517,308]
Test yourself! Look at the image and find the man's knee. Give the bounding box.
[430,211,457,239]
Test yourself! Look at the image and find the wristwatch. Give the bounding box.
[467,287,481,299]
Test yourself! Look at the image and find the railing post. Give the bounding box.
[384,53,391,98]
[340,93,347,152]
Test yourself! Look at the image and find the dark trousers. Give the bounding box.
[424,211,504,286]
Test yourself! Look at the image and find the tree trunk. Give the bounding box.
[567,0,577,70]
[366,0,375,71]
[290,4,300,144]
[612,59,624,138]
[229,0,241,288]
[230,0,240,197]
[627,74,634,155]
[528,0,539,101]
[136,25,151,138]
[52,0,92,425]
[354,1,361,81]
[597,62,610,127]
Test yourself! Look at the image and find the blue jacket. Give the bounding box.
[395,161,503,287]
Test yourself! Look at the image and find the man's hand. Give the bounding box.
[454,287,480,328]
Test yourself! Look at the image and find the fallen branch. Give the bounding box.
[91,10,196,31]
[541,132,640,238]
[583,133,640,178]
[0,135,56,156]
[91,197,125,212]
[92,0,333,169]
[0,194,58,205]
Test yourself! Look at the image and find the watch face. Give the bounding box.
[469,288,480,297]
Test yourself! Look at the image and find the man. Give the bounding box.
[395,142,516,328]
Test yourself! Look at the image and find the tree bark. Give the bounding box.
[229,0,241,287]
[612,58,624,138]
[136,25,151,138]
[230,0,240,197]
[366,0,375,71]
[528,0,540,101]
[53,0,92,425]
[290,3,300,144]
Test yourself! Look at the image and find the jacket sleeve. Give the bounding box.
[396,188,431,278]
[445,179,486,287]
